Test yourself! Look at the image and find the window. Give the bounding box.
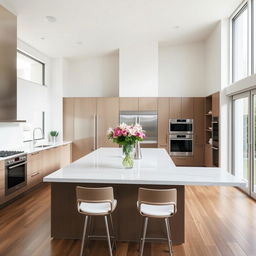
[231,3,249,83]
[17,50,45,85]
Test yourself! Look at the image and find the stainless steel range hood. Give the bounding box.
[0,5,25,122]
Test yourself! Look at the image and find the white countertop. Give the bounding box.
[0,141,72,161]
[43,147,245,186]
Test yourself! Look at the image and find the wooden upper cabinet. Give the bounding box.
[181,97,194,119]
[212,92,220,117]
[97,97,119,148]
[169,98,181,119]
[139,97,158,111]
[119,98,139,111]
[63,98,74,141]
[158,98,169,149]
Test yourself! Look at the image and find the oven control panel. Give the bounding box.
[5,155,27,166]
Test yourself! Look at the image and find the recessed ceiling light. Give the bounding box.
[46,16,57,23]
[76,41,83,45]
[173,26,180,29]
[40,37,45,40]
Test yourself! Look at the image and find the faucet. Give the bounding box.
[33,127,43,148]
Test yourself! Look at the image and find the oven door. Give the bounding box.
[5,161,27,195]
[169,119,193,134]
[169,135,193,156]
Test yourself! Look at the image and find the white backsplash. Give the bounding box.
[0,123,24,150]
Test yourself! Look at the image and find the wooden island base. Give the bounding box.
[51,183,185,245]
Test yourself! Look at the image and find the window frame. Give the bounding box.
[230,1,251,84]
[17,49,46,86]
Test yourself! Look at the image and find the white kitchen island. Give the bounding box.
[44,148,245,244]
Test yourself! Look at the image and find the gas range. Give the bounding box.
[0,150,24,158]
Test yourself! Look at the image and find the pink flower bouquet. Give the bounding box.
[107,123,145,168]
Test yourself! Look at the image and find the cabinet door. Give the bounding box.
[60,144,71,168]
[97,98,119,148]
[158,98,169,150]
[63,98,74,141]
[182,97,194,119]
[119,98,138,111]
[27,152,43,188]
[193,98,205,166]
[139,98,158,111]
[73,98,97,161]
[42,148,54,176]
[212,92,220,117]
[169,98,182,119]
[0,161,4,204]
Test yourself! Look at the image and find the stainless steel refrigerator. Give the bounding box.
[119,111,158,144]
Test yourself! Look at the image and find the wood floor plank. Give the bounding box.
[0,184,256,256]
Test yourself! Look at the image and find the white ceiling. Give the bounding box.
[0,0,242,58]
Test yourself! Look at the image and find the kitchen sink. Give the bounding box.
[35,145,52,148]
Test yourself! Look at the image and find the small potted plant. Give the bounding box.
[107,123,145,168]
[50,130,59,144]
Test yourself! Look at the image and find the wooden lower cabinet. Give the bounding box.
[0,143,71,207]
[171,156,194,166]
[27,151,43,188]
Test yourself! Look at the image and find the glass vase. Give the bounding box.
[122,144,134,168]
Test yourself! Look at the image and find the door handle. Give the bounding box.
[8,162,27,169]
[31,171,40,177]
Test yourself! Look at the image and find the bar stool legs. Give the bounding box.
[140,217,148,256]
[104,216,113,256]
[80,215,116,256]
[165,218,173,256]
[80,216,89,256]
[138,217,174,256]
[109,214,117,250]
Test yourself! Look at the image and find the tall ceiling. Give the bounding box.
[0,0,242,58]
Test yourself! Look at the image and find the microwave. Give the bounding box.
[169,119,193,134]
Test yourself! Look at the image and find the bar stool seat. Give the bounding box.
[139,203,175,217]
[79,200,117,215]
[76,186,117,256]
[137,188,177,256]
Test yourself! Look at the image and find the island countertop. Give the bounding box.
[43,147,245,186]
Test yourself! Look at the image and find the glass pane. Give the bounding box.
[17,51,44,85]
[232,5,248,82]
[233,97,249,187]
[254,95,256,193]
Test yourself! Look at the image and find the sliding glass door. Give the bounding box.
[233,92,250,193]
[233,90,256,199]
[252,90,256,198]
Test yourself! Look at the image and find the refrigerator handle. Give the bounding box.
[93,114,96,150]
[137,116,140,124]
[96,114,99,149]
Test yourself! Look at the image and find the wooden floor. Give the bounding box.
[0,184,256,256]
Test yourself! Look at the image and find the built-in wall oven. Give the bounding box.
[5,155,27,195]
[169,119,193,134]
[169,134,193,156]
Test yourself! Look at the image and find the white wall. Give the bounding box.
[63,54,119,97]
[158,42,206,97]
[119,42,158,97]
[0,39,54,149]
[205,23,222,96]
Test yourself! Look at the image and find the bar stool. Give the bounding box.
[76,186,117,256]
[137,188,177,256]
